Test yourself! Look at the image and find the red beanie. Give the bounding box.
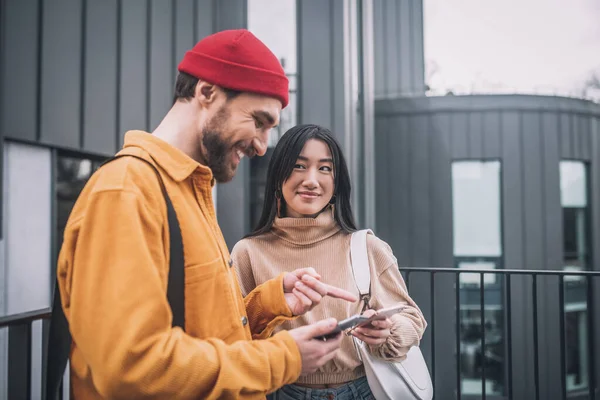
[178,29,289,108]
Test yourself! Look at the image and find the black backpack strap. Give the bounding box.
[45,154,185,400]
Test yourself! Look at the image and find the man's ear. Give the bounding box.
[195,80,218,108]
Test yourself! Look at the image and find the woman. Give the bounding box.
[232,124,426,400]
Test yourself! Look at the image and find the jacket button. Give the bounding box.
[241,316,248,326]
[228,259,233,267]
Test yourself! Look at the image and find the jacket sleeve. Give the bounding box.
[365,236,427,361]
[232,242,296,339]
[58,187,301,400]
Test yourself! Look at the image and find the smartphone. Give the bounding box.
[314,304,407,341]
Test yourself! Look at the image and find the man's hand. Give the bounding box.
[288,318,343,375]
[283,268,358,316]
[350,309,392,345]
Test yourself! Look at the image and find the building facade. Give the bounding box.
[1,0,599,399]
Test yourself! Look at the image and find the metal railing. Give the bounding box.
[1,268,598,400]
[402,267,599,400]
[0,307,51,399]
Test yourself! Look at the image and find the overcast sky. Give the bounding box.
[248,0,600,100]
[424,0,600,98]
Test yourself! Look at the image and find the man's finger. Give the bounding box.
[292,288,312,308]
[302,318,338,339]
[302,275,358,302]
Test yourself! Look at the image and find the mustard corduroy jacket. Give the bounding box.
[57,131,301,399]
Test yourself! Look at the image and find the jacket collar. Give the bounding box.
[122,130,214,184]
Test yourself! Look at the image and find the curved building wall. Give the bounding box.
[373,0,425,98]
[374,94,600,399]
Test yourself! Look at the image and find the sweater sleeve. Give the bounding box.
[365,236,427,361]
[232,241,296,339]
[58,188,301,399]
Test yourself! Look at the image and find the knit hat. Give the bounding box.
[178,29,289,108]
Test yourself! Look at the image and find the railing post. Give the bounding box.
[455,272,462,400]
[587,276,596,400]
[559,276,567,400]
[8,322,32,400]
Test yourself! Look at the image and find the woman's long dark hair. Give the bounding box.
[246,124,357,238]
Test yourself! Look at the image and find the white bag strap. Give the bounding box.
[350,229,373,309]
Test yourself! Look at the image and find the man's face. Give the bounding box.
[201,92,281,182]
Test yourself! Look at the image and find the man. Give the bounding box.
[56,29,357,399]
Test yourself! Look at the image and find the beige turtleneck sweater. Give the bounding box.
[231,211,427,385]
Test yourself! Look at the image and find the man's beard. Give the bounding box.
[201,106,237,183]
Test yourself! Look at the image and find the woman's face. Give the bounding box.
[281,139,335,218]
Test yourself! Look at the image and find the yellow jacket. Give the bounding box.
[57,131,301,399]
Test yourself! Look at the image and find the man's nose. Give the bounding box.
[253,131,269,157]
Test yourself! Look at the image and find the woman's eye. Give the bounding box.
[294,164,305,169]
[321,166,332,172]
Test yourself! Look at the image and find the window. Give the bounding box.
[560,161,591,392]
[56,154,104,254]
[452,160,505,396]
[2,142,53,315]
[1,142,53,399]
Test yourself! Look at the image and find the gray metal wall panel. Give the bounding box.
[195,0,215,40]
[375,117,391,241]
[373,0,425,98]
[83,0,118,154]
[541,112,563,273]
[149,0,174,131]
[410,0,425,94]
[398,0,411,94]
[591,116,600,392]
[560,113,572,159]
[572,114,582,159]
[392,117,411,265]
[582,115,592,161]
[409,115,431,267]
[330,0,348,148]
[383,0,399,94]
[450,112,468,158]
[522,112,544,269]
[40,0,82,147]
[483,111,502,158]
[175,0,195,65]
[297,0,333,129]
[213,0,247,248]
[468,112,483,157]
[118,0,149,144]
[429,113,457,395]
[522,112,555,400]
[540,111,565,400]
[2,0,39,140]
[214,0,247,31]
[372,0,385,97]
[501,111,536,399]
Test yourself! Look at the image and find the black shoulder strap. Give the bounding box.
[45,154,185,400]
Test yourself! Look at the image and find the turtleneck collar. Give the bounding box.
[272,208,341,246]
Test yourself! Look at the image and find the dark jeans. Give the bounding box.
[267,376,374,400]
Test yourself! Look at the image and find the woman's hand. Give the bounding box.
[350,309,392,345]
[283,268,358,316]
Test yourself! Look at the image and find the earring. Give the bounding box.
[275,190,282,218]
[329,195,336,217]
